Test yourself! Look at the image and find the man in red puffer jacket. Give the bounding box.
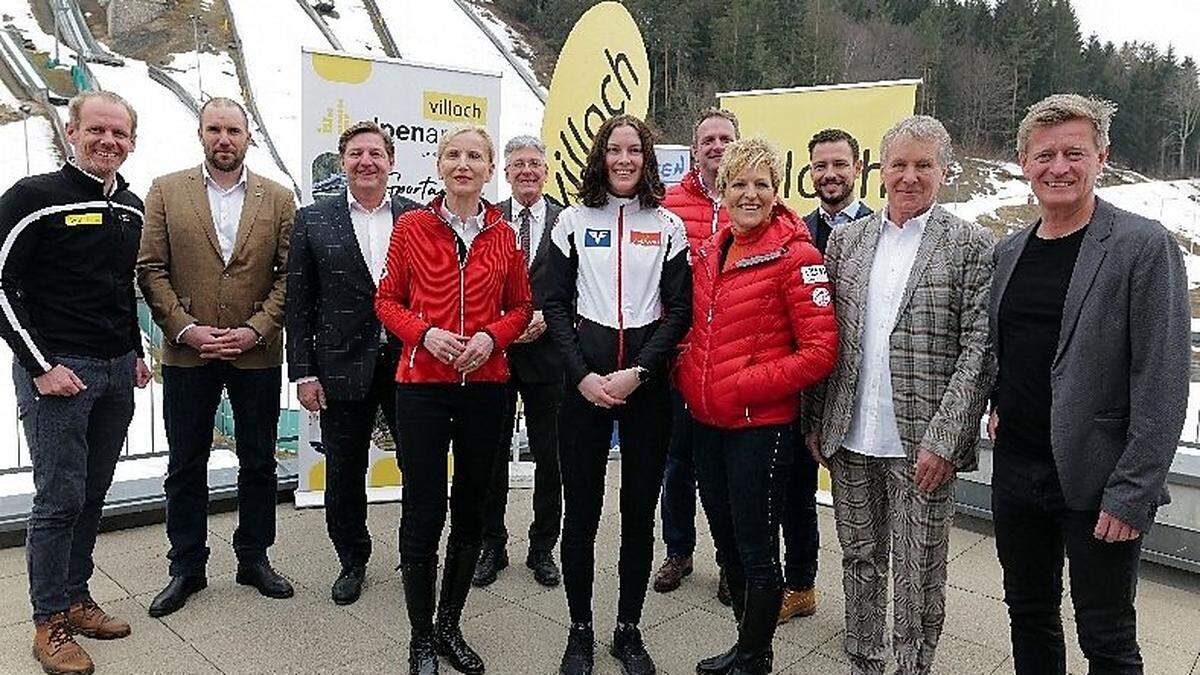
[653,108,738,598]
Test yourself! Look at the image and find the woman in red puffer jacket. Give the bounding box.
[675,138,837,675]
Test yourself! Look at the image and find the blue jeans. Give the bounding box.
[16,353,136,622]
[659,387,696,558]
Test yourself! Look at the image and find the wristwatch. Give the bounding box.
[633,365,650,383]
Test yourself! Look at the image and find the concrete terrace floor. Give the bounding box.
[0,463,1198,675]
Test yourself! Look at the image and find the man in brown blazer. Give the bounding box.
[137,97,296,617]
[806,116,994,675]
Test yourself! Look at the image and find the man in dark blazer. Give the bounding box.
[473,135,565,588]
[803,128,874,255]
[285,121,420,605]
[988,94,1189,674]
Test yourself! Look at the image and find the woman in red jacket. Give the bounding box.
[375,125,532,675]
[675,138,837,675]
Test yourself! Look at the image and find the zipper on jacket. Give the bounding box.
[710,198,719,235]
[745,406,752,423]
[699,248,718,416]
[615,204,626,369]
[458,242,468,386]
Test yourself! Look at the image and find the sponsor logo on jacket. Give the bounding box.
[630,230,661,247]
[584,229,611,247]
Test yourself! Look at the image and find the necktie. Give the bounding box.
[519,207,532,262]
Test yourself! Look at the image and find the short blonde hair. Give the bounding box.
[716,137,782,194]
[1017,94,1117,156]
[68,91,138,136]
[436,124,495,164]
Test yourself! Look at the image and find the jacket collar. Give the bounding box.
[708,204,806,268]
[62,161,128,197]
[427,193,505,231]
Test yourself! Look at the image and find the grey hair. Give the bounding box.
[503,135,545,163]
[1017,94,1117,156]
[880,115,953,168]
[68,91,138,136]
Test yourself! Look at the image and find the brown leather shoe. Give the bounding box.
[33,613,94,675]
[67,597,131,639]
[652,554,693,593]
[778,587,817,623]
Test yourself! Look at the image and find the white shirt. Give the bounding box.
[508,196,547,267]
[843,207,932,458]
[438,200,484,250]
[348,191,393,285]
[819,199,863,227]
[203,164,248,264]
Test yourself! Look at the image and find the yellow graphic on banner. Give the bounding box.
[422,92,488,124]
[311,53,373,84]
[308,460,327,492]
[65,213,103,226]
[368,457,401,487]
[541,1,650,205]
[316,98,352,136]
[719,79,920,214]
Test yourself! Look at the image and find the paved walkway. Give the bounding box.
[1,463,1198,674]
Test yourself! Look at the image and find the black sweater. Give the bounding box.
[0,164,144,375]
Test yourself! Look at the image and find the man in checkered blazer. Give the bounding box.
[805,115,994,675]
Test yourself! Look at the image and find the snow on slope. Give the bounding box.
[377,0,544,197]
[320,0,385,54]
[225,0,331,182]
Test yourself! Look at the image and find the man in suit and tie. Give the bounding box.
[138,97,296,617]
[807,116,994,674]
[988,94,1189,674]
[803,128,874,254]
[285,121,419,605]
[472,135,565,588]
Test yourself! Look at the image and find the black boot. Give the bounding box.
[696,570,746,674]
[610,623,656,674]
[435,543,486,674]
[729,585,783,674]
[559,623,594,675]
[402,558,439,675]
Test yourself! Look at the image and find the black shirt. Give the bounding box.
[994,224,1088,460]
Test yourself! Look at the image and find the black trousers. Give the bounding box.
[992,454,1146,675]
[694,421,791,591]
[162,363,281,576]
[559,378,670,626]
[482,374,563,554]
[781,430,819,590]
[320,347,399,570]
[395,383,507,563]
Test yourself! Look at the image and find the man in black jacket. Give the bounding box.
[803,128,874,254]
[286,121,419,604]
[0,91,151,675]
[473,135,566,588]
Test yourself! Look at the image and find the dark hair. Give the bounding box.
[198,96,249,129]
[578,114,664,208]
[338,121,394,160]
[807,128,860,161]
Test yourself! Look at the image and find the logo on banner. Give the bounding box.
[585,229,612,247]
[541,2,651,206]
[630,230,661,247]
[316,98,352,135]
[423,92,488,124]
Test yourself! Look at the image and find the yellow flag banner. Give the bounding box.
[718,79,920,215]
[541,1,651,206]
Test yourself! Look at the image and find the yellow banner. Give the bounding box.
[541,1,650,205]
[719,80,920,214]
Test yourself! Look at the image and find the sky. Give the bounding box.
[1071,0,1200,65]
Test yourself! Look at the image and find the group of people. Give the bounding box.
[0,86,1187,675]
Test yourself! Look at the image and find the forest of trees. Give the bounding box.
[498,0,1200,178]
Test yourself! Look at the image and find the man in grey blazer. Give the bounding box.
[806,116,994,675]
[988,94,1189,675]
[473,135,566,588]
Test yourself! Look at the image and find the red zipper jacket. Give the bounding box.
[663,168,730,256]
[676,205,837,428]
[375,196,532,384]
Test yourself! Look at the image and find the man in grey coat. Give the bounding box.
[807,116,994,675]
[988,94,1189,675]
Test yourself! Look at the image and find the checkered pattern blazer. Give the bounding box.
[808,204,995,471]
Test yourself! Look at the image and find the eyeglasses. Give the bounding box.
[507,160,545,171]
